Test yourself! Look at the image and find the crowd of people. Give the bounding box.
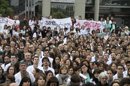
[0,15,130,86]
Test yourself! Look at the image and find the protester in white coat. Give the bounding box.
[14,61,35,85]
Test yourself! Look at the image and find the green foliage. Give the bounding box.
[51,5,74,18]
[0,0,14,16]
[51,8,66,18]
[52,11,66,18]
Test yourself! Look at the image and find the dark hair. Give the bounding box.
[73,61,79,68]
[45,70,53,76]
[82,82,95,86]
[46,76,59,86]
[42,57,50,63]
[19,77,32,86]
[70,74,81,86]
[65,59,73,67]
[42,57,51,66]
[93,68,101,75]
[6,65,16,75]
[80,63,93,78]
[81,60,89,66]
[33,68,43,79]
[126,61,130,65]
[117,64,125,71]
[80,64,90,72]
[35,73,46,86]
[120,78,130,86]
[110,81,120,86]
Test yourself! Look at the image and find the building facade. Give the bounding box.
[9,0,130,26]
[86,0,130,26]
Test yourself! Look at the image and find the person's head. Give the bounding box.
[81,60,89,66]
[81,64,89,74]
[4,55,10,64]
[68,67,74,75]
[33,68,42,79]
[46,70,54,81]
[29,45,35,52]
[46,76,59,86]
[44,48,49,57]
[98,72,108,85]
[111,62,117,72]
[74,66,81,75]
[42,57,50,67]
[120,78,130,86]
[32,54,39,65]
[35,73,46,86]
[128,51,130,57]
[117,64,124,75]
[24,52,31,61]
[10,41,16,47]
[97,45,103,52]
[74,57,81,64]
[19,61,27,72]
[93,69,101,78]
[107,69,113,79]
[70,74,81,86]
[111,81,120,86]
[60,65,68,74]
[54,56,60,64]
[63,53,69,61]
[98,62,105,71]
[10,55,18,65]
[19,77,31,86]
[65,59,72,67]
[73,61,79,68]
[6,65,16,75]
[126,61,130,70]
[111,52,116,60]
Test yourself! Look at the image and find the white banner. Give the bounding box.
[7,18,15,26]
[0,17,14,33]
[0,17,8,23]
[42,17,72,29]
[74,19,104,30]
[0,23,5,33]
[0,17,7,33]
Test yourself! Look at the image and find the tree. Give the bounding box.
[51,8,66,18]
[0,0,14,16]
[52,11,66,18]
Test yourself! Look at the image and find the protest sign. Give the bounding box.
[0,17,7,33]
[42,17,72,29]
[0,17,14,33]
[74,19,104,30]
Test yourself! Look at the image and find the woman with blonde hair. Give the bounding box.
[56,65,69,86]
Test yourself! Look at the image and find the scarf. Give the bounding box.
[58,74,69,85]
